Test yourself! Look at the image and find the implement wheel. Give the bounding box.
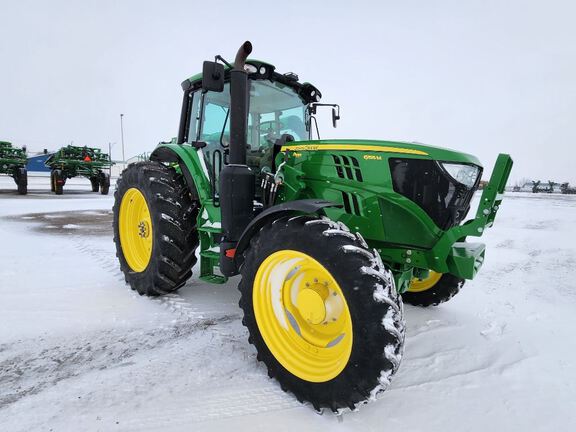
[52,169,64,195]
[15,167,27,195]
[99,172,110,195]
[90,176,100,192]
[113,161,199,296]
[238,216,405,412]
[402,271,465,307]
[50,171,56,192]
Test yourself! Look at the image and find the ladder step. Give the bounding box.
[198,225,222,234]
[200,250,220,259]
[199,274,228,284]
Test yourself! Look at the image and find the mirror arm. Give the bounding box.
[215,55,233,69]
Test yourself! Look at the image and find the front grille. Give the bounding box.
[389,158,481,230]
[332,155,363,182]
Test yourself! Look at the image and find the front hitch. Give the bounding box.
[428,153,513,278]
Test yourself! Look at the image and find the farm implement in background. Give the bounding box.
[0,141,27,195]
[45,145,112,195]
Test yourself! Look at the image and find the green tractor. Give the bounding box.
[113,42,513,412]
[0,141,27,195]
[45,145,112,195]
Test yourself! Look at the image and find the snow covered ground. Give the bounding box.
[1,176,575,431]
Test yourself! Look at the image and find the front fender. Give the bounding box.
[234,199,342,268]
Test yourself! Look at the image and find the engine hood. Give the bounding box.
[280,139,482,167]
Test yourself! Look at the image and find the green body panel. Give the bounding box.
[0,141,27,176]
[275,142,511,291]
[45,145,112,178]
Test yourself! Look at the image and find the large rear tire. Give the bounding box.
[402,271,464,307]
[238,216,405,412]
[113,161,199,296]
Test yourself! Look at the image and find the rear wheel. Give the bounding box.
[402,271,465,307]
[238,216,405,412]
[113,161,199,296]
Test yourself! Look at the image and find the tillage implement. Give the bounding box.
[45,145,112,195]
[0,141,28,194]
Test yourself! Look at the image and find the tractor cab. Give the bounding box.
[178,59,326,191]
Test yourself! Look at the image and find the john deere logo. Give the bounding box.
[363,154,382,160]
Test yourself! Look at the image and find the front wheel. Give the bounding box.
[113,162,199,296]
[402,271,465,307]
[238,216,405,412]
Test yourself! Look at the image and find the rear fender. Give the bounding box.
[150,143,211,205]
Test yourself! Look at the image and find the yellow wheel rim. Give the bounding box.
[119,188,153,272]
[408,270,443,292]
[253,250,353,382]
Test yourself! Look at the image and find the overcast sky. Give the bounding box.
[1,0,574,183]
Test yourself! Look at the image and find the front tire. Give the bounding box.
[238,216,405,412]
[402,271,465,307]
[113,161,199,296]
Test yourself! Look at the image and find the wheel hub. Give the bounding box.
[296,288,326,325]
[118,188,153,272]
[138,220,150,238]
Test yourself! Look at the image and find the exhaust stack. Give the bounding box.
[228,41,252,165]
[219,41,256,276]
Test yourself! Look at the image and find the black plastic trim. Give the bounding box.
[234,199,342,267]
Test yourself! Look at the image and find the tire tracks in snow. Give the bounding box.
[0,316,236,409]
[64,234,303,422]
[119,385,301,429]
[71,235,214,320]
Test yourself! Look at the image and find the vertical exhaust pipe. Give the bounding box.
[229,41,252,165]
[219,41,256,276]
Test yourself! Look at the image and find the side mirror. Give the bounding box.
[332,106,340,128]
[202,61,225,92]
[43,148,48,154]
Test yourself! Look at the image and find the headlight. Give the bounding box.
[440,162,480,188]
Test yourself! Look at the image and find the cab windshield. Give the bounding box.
[189,79,307,175]
[246,80,307,170]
